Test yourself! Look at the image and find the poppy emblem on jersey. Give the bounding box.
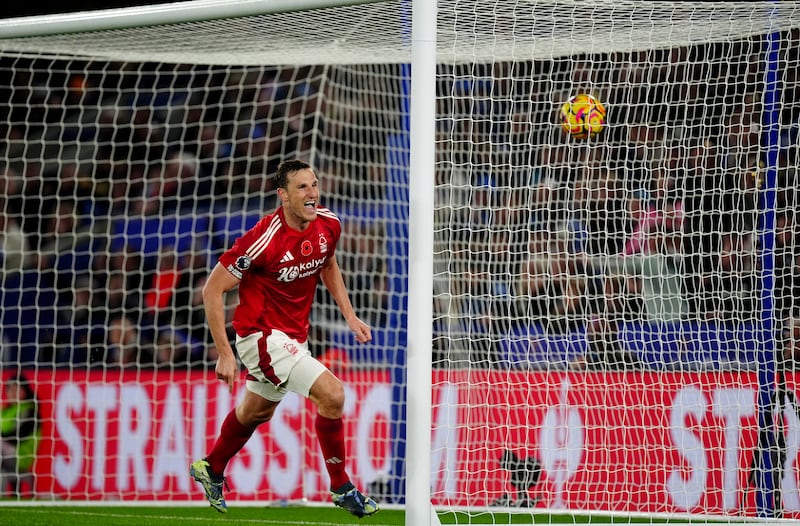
[301,240,313,256]
[235,255,251,271]
[319,234,328,253]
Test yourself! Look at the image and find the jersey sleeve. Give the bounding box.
[217,215,271,280]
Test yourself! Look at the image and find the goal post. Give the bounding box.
[407,3,437,526]
[0,0,391,38]
[1,1,800,525]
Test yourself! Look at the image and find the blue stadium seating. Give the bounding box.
[210,210,263,253]
[0,270,59,365]
[112,214,210,263]
[499,321,761,370]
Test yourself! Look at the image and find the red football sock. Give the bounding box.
[316,414,350,490]
[206,410,256,476]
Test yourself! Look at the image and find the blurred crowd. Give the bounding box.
[0,31,799,371]
[0,61,394,368]
[431,36,800,370]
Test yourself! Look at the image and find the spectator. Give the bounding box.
[679,137,763,320]
[706,231,758,322]
[573,161,634,258]
[91,242,153,367]
[775,209,799,322]
[35,197,97,289]
[153,249,214,367]
[137,151,212,215]
[615,165,687,323]
[521,228,596,333]
[721,94,761,172]
[144,247,181,325]
[684,150,760,321]
[782,316,800,370]
[622,166,683,256]
[529,137,573,230]
[0,196,33,283]
[0,372,40,497]
[609,222,686,322]
[336,220,390,327]
[56,275,107,365]
[0,165,33,281]
[17,162,60,247]
[107,315,149,368]
[153,327,198,367]
[103,162,148,218]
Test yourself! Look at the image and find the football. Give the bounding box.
[560,93,607,140]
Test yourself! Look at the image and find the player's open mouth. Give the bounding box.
[304,201,316,211]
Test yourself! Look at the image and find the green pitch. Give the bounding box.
[0,505,729,525]
[0,505,400,526]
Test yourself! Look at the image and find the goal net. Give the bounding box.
[0,0,799,523]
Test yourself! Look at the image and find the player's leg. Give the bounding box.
[308,370,348,488]
[190,389,280,513]
[190,330,284,513]
[301,365,378,518]
[208,389,280,472]
[308,369,345,418]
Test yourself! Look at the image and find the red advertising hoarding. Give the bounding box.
[20,369,800,518]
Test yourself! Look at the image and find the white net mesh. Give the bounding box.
[1,0,799,523]
[2,1,797,65]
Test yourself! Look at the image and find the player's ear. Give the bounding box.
[277,187,288,203]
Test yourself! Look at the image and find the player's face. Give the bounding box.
[280,168,319,230]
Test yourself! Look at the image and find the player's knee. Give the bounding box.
[251,404,277,425]
[237,393,278,427]
[326,379,345,412]
[313,373,345,417]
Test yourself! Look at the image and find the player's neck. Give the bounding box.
[281,208,311,232]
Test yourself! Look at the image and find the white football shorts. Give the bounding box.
[235,329,327,402]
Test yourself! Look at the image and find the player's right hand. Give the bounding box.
[215,352,238,393]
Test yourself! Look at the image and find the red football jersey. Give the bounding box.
[217,206,341,341]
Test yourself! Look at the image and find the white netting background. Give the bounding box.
[0,1,798,522]
[0,1,797,65]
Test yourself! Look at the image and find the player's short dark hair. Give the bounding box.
[275,159,313,190]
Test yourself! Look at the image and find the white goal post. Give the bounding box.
[2,2,800,525]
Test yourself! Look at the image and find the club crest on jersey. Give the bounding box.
[301,240,313,256]
[319,234,328,253]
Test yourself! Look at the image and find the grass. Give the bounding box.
[0,504,402,526]
[0,504,736,525]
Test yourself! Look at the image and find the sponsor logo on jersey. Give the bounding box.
[277,256,326,282]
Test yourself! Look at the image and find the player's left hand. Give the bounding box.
[348,316,372,344]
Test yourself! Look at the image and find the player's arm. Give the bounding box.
[202,262,241,391]
[320,254,372,344]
